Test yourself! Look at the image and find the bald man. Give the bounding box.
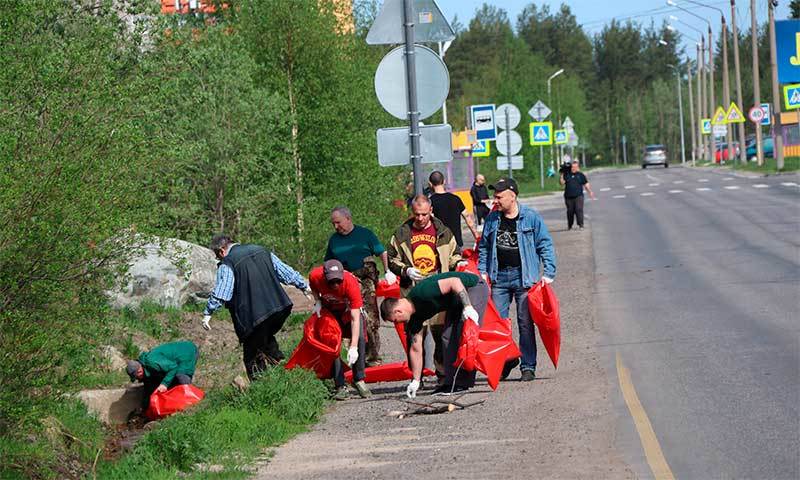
[470,174,491,226]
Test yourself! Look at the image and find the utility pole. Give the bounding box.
[722,16,734,163]
[769,0,785,170]
[402,0,423,195]
[698,41,707,161]
[677,69,687,164]
[688,61,697,165]
[709,25,717,164]
[751,0,764,165]
[730,0,747,164]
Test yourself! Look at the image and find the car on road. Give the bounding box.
[715,142,740,163]
[745,136,774,159]
[642,144,668,168]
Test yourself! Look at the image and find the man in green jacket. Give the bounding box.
[126,341,199,408]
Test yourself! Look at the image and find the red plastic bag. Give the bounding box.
[376,279,401,299]
[145,384,205,420]
[527,281,561,369]
[455,319,480,371]
[344,361,435,383]
[285,311,344,379]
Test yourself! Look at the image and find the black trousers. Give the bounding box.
[242,305,292,380]
[565,195,585,229]
[475,204,490,225]
[442,280,489,388]
[331,311,367,388]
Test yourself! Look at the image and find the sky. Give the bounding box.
[434,0,791,59]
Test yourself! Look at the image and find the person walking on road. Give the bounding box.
[478,178,556,381]
[470,174,491,226]
[559,160,595,230]
[309,260,371,400]
[380,272,488,397]
[429,171,478,248]
[126,340,199,410]
[202,235,310,380]
[386,194,462,385]
[325,206,396,366]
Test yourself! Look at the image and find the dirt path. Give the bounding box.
[256,196,633,479]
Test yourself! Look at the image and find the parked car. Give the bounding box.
[715,142,740,163]
[745,137,774,159]
[642,144,668,168]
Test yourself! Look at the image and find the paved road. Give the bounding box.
[589,166,800,479]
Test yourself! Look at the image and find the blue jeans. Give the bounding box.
[491,267,536,372]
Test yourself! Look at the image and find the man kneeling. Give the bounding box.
[380,272,488,397]
[126,340,199,411]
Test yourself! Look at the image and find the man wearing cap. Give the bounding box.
[478,178,556,382]
[325,206,396,367]
[202,235,311,380]
[308,259,371,400]
[126,340,199,410]
[559,160,595,230]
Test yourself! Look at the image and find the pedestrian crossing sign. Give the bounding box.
[711,106,728,125]
[554,129,568,145]
[472,140,490,157]
[783,83,800,110]
[529,122,553,146]
[701,118,712,135]
[725,102,745,123]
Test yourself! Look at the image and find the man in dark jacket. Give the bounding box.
[202,235,310,380]
[470,174,491,226]
[126,340,199,409]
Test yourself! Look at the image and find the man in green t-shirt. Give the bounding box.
[380,272,488,397]
[325,206,396,367]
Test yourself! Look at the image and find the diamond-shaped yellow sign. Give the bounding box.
[725,102,745,124]
[711,106,727,125]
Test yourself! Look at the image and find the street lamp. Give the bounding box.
[668,19,708,164]
[547,68,564,168]
[666,62,687,165]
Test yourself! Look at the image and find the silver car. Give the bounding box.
[642,144,668,168]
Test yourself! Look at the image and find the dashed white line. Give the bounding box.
[624,185,636,189]
[723,177,735,181]
[781,182,799,187]
[641,192,655,196]
[668,190,684,193]
[696,187,712,191]
[753,184,769,189]
[724,186,740,190]
[673,180,684,184]
[648,183,660,187]
[698,179,710,183]
[613,195,627,199]
[600,187,612,192]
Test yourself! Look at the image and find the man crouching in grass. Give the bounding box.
[380,272,488,397]
[126,340,199,411]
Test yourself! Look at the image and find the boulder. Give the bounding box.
[76,385,143,425]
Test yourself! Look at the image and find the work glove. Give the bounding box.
[384,271,397,285]
[313,300,322,317]
[456,260,469,271]
[406,267,425,282]
[347,346,359,366]
[542,276,554,285]
[156,384,168,393]
[303,286,314,302]
[201,314,211,331]
[462,305,480,325]
[406,379,420,398]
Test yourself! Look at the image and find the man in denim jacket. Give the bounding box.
[477,178,556,381]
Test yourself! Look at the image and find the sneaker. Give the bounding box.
[501,358,520,381]
[520,370,536,382]
[431,384,468,396]
[365,358,383,367]
[353,380,372,398]
[579,225,584,230]
[332,385,349,401]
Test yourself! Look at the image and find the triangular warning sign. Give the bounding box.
[535,127,548,140]
[367,0,455,45]
[711,106,728,125]
[725,103,745,123]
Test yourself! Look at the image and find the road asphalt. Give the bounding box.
[590,165,799,479]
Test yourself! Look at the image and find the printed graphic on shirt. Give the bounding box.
[496,227,518,252]
[410,224,439,275]
[412,243,437,274]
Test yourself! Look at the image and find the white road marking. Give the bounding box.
[600,187,612,192]
[723,177,735,181]
[724,186,740,190]
[641,192,655,196]
[668,189,683,193]
[753,184,769,189]
[673,180,684,184]
[645,174,660,182]
[648,183,660,187]
[698,178,710,183]
[696,187,712,191]
[781,182,799,187]
[613,195,627,199]
[625,185,636,189]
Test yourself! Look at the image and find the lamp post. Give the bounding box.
[667,63,687,165]
[547,68,564,168]
[671,15,709,162]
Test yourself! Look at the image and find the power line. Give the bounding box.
[580,1,730,29]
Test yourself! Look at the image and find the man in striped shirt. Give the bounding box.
[202,235,311,379]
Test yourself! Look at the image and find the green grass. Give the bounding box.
[118,301,185,340]
[731,156,800,173]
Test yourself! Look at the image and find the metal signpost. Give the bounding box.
[529,100,552,189]
[496,103,521,178]
[367,0,455,195]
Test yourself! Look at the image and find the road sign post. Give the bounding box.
[496,103,521,179]
[505,109,512,178]
[529,101,552,189]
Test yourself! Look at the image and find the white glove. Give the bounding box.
[303,287,314,302]
[201,315,211,331]
[347,346,359,366]
[406,379,420,398]
[312,300,322,317]
[406,267,425,282]
[384,271,397,285]
[542,276,554,284]
[462,305,480,325]
[456,260,469,269]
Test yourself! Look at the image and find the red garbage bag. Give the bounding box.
[344,361,435,384]
[376,279,401,299]
[285,311,344,379]
[455,319,480,371]
[477,299,521,390]
[145,384,205,420]
[527,281,561,369]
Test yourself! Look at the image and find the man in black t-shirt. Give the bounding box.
[470,174,491,225]
[429,171,478,247]
[559,160,595,230]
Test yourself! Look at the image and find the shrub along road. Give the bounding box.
[257,195,633,479]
